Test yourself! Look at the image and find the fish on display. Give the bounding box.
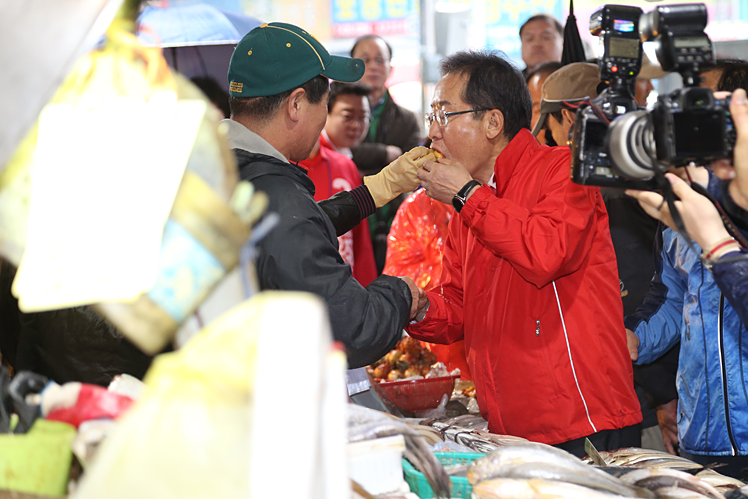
[428,420,529,453]
[695,470,745,494]
[586,448,703,470]
[618,468,727,499]
[347,404,451,498]
[467,442,654,498]
[472,477,637,499]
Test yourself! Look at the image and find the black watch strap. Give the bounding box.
[452,180,482,213]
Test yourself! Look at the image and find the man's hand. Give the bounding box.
[626,173,730,252]
[657,399,679,455]
[626,328,640,361]
[363,146,435,207]
[728,88,748,210]
[399,276,426,320]
[417,157,475,205]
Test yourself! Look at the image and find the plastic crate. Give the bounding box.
[402,452,484,498]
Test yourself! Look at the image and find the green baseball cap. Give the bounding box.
[228,22,365,98]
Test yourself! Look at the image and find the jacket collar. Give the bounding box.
[221,118,290,165]
[493,128,541,196]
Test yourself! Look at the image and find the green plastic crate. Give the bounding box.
[403,452,484,498]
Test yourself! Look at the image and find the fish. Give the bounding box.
[725,485,748,499]
[587,448,703,470]
[472,477,633,499]
[467,442,655,498]
[427,421,529,453]
[618,468,727,499]
[347,404,451,498]
[695,470,745,493]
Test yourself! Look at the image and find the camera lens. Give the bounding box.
[607,110,658,179]
[639,11,658,42]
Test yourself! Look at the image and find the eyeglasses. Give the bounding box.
[359,57,389,66]
[425,108,488,129]
[332,112,370,125]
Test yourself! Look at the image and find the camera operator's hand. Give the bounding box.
[626,328,639,361]
[728,88,748,211]
[417,157,475,205]
[657,399,680,455]
[626,173,732,254]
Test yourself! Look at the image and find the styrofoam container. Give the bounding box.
[347,434,406,495]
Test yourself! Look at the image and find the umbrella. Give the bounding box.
[560,0,587,65]
[136,4,263,88]
[136,4,262,46]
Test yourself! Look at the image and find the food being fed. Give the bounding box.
[432,150,444,159]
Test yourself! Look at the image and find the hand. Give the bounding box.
[385,145,403,163]
[626,328,640,361]
[656,399,679,455]
[728,88,748,211]
[417,157,475,205]
[399,276,425,320]
[363,147,435,208]
[626,173,730,251]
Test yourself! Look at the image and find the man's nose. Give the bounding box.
[428,120,441,141]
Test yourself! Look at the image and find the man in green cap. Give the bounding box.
[223,22,433,368]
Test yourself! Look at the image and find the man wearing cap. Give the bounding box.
[531,62,602,146]
[533,63,675,453]
[223,22,434,368]
[407,50,641,455]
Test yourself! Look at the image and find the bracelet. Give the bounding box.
[702,237,739,261]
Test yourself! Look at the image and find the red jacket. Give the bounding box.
[406,130,641,445]
[299,136,378,286]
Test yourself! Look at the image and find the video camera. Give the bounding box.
[570,3,736,190]
[570,5,648,189]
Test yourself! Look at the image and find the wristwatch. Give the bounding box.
[452,180,482,213]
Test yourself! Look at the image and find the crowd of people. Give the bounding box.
[2,11,748,480]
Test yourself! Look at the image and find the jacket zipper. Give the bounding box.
[718,293,738,456]
[536,320,540,336]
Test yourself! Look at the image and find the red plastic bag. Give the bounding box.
[43,382,133,428]
[383,189,472,380]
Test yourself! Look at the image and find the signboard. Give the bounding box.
[331,0,418,37]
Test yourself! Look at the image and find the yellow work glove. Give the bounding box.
[363,146,436,208]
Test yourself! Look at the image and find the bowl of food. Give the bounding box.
[377,375,457,413]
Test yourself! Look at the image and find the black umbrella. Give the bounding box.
[561,0,587,65]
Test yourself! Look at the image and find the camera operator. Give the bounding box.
[627,88,748,326]
[624,87,748,479]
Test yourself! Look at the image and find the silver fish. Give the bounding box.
[467,442,654,498]
[696,470,745,493]
[618,468,727,499]
[347,405,451,498]
[472,477,633,499]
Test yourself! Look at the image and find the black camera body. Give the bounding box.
[570,5,651,189]
[650,88,735,167]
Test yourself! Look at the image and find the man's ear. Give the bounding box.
[485,109,505,140]
[286,88,306,122]
[561,108,576,126]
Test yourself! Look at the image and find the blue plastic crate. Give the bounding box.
[402,452,484,498]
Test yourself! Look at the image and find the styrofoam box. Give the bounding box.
[347,434,406,495]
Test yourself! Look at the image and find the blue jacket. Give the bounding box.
[627,225,748,456]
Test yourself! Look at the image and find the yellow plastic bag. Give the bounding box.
[72,291,349,499]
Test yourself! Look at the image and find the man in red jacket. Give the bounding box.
[409,50,641,456]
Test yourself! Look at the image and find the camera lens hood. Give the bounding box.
[608,110,658,180]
